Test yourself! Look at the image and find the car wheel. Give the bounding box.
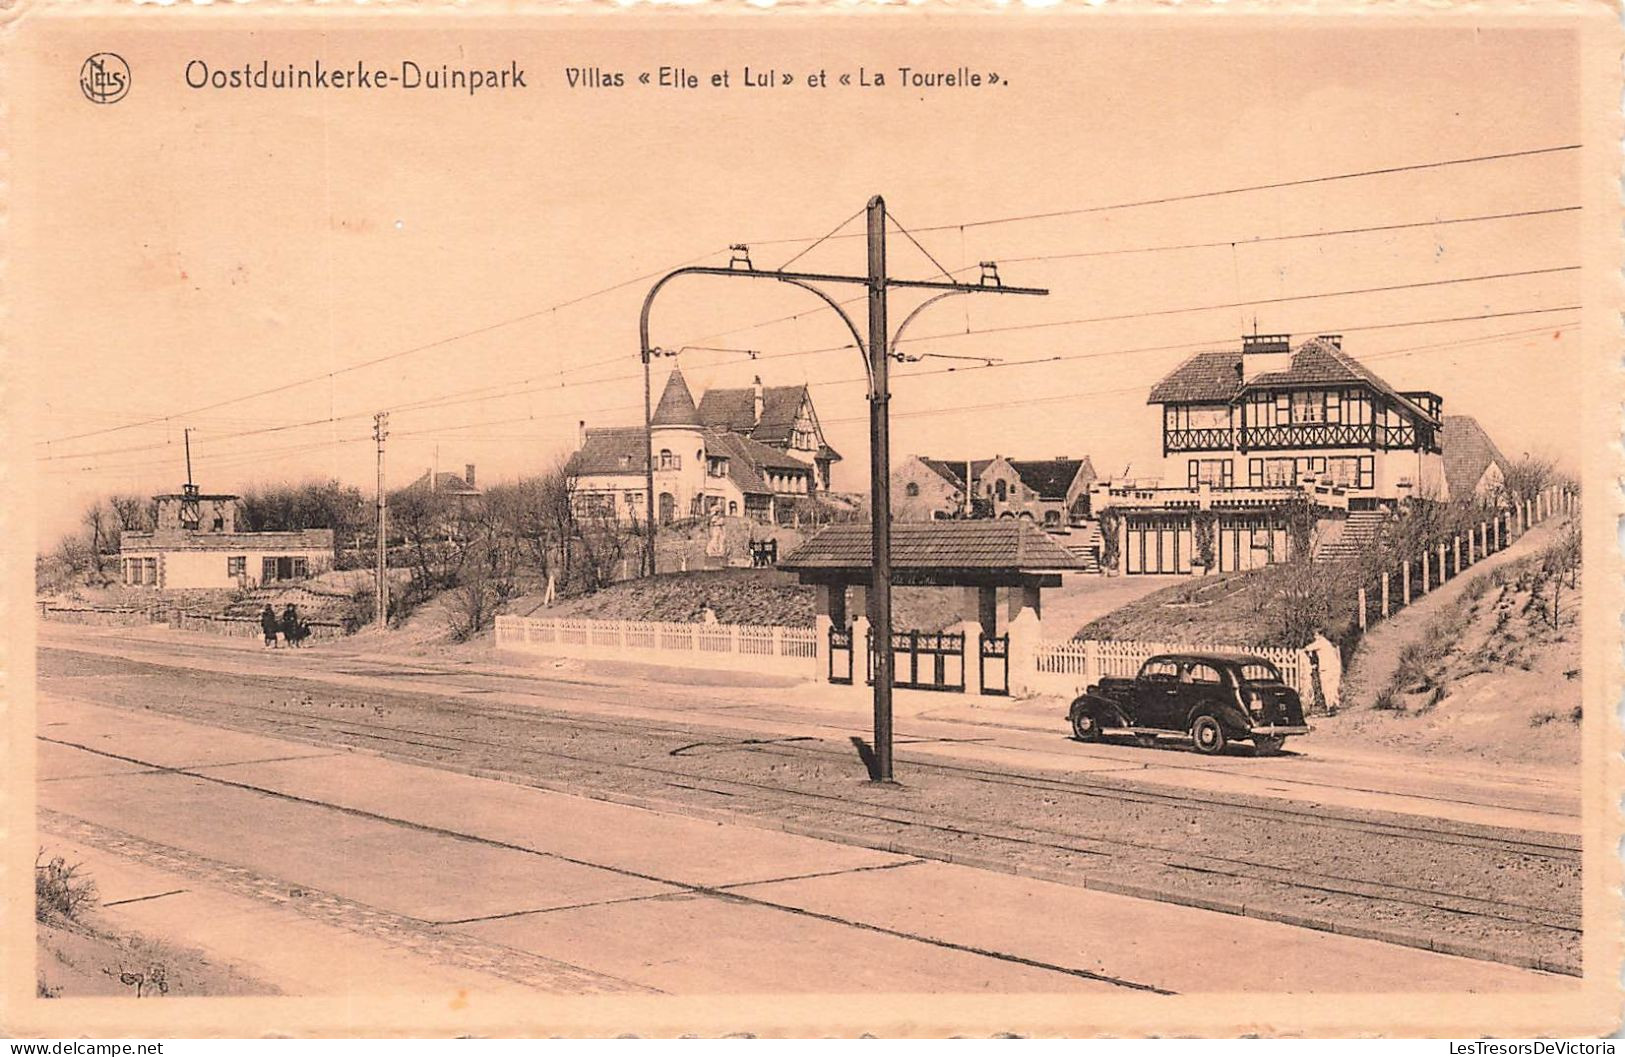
[1071,709,1102,743]
[1191,714,1227,755]
[1253,734,1286,756]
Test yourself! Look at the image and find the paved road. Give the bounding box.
[37,691,1570,997]
[41,622,1580,835]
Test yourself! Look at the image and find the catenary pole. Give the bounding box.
[636,198,1046,781]
[866,196,896,781]
[374,411,389,626]
[642,351,657,577]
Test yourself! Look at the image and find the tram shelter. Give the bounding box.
[780,520,1083,695]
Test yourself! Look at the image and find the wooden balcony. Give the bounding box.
[1162,422,1424,452]
[1098,482,1351,513]
[1164,427,1234,452]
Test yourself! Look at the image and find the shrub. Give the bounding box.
[36,852,96,922]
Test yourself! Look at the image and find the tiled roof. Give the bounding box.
[918,458,993,490]
[651,367,702,427]
[405,470,481,495]
[1009,457,1095,500]
[1441,415,1511,500]
[696,383,842,462]
[705,430,811,495]
[781,520,1083,572]
[1145,338,1440,426]
[1146,350,1244,404]
[697,384,802,436]
[564,427,648,477]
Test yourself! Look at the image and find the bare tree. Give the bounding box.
[1499,453,1557,507]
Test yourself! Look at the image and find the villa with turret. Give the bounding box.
[565,366,842,526]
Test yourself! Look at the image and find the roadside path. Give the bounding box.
[37,693,1572,997]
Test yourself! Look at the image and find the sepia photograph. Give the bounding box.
[3,5,1620,1039]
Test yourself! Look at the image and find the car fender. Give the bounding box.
[1189,698,1251,736]
[1069,692,1132,730]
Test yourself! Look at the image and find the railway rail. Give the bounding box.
[39,644,1582,975]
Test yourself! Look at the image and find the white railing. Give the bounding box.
[495,614,818,676]
[1032,637,1307,700]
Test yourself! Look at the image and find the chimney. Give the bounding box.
[1241,333,1293,383]
[1317,334,1343,350]
[578,419,586,448]
[752,375,764,426]
[465,464,476,488]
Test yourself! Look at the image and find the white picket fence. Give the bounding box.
[1032,638,1308,700]
[494,614,819,677]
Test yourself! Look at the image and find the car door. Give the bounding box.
[1182,661,1227,730]
[1136,658,1183,729]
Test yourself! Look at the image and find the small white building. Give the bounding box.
[118,486,335,590]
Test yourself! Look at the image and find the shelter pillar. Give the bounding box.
[1006,582,1043,696]
[954,619,984,696]
[814,584,837,682]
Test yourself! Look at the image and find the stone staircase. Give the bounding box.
[1316,510,1388,564]
[1052,524,1103,574]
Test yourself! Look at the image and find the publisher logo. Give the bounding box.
[80,53,130,104]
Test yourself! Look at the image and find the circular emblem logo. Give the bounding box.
[80,53,130,104]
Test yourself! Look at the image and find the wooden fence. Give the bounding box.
[1354,487,1576,634]
[495,614,819,677]
[1033,638,1308,701]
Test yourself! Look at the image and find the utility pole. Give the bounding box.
[637,196,1046,782]
[864,198,897,781]
[183,427,194,487]
[373,411,390,627]
[641,348,658,578]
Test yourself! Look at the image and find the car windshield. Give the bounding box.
[1239,662,1283,685]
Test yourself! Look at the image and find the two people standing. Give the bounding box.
[261,603,310,648]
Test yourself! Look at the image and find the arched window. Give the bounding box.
[996,480,1008,501]
[728,501,738,516]
[659,449,675,470]
[905,482,920,498]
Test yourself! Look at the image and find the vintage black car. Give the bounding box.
[1067,652,1310,755]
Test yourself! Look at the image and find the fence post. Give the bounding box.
[1437,543,1447,583]
[1381,573,1390,618]
[1454,535,1462,575]
[1357,587,1367,632]
[1402,560,1411,604]
[1421,551,1430,593]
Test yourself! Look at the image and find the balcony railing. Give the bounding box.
[1163,422,1426,452]
[1164,427,1234,452]
[1098,482,1350,512]
[1241,423,1372,450]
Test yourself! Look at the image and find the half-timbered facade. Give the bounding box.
[1099,333,1446,575]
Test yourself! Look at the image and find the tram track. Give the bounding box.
[38,645,1583,974]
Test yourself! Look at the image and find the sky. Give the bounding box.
[15,16,1586,544]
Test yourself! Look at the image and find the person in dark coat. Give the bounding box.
[260,605,280,648]
[281,604,304,648]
